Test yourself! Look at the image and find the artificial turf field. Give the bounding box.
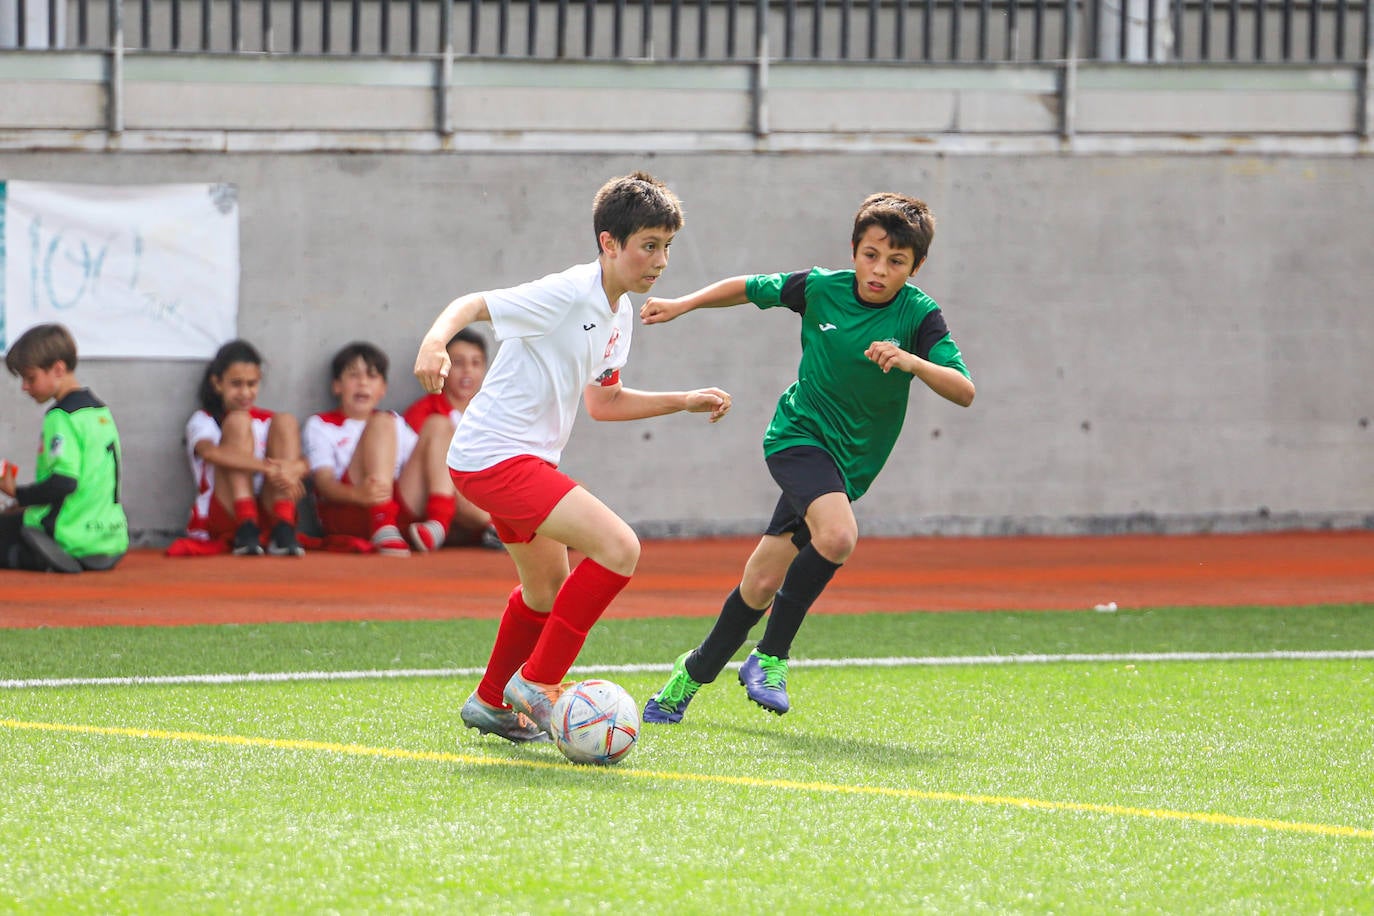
[3,600,1372,913]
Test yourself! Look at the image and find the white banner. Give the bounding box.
[0,180,239,359]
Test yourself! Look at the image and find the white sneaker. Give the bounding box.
[370,524,410,557]
[503,668,570,738]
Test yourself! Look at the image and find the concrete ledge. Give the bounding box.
[0,127,1369,156]
[128,511,1374,547]
[631,511,1374,541]
[0,52,1368,142]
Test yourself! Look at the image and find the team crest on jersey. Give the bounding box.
[882,337,901,347]
[603,327,621,359]
[48,436,64,458]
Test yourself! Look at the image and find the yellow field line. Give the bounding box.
[5,717,1371,840]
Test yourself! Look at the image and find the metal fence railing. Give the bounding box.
[1,0,1370,62]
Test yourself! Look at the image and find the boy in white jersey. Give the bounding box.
[304,342,454,556]
[414,171,732,743]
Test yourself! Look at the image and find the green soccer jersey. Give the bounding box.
[24,389,129,558]
[746,268,969,501]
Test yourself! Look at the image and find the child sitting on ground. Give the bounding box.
[304,341,455,556]
[182,339,310,556]
[401,328,501,549]
[0,323,128,573]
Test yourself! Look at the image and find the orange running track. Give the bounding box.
[2,531,1371,629]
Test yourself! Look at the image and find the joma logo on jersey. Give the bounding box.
[818,323,837,332]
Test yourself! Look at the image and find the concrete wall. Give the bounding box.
[1,149,1370,543]
[1,52,1371,542]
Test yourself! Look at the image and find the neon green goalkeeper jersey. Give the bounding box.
[24,389,129,558]
[745,268,969,501]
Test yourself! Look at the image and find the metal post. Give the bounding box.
[108,0,123,134]
[641,0,652,58]
[438,0,453,135]
[1361,23,1372,138]
[754,10,769,136]
[1060,0,1077,138]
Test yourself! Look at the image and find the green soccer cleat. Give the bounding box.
[643,651,702,724]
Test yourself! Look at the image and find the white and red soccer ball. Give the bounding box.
[550,679,640,765]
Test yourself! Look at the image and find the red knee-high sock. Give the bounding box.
[270,499,298,527]
[425,494,456,529]
[233,498,259,524]
[368,499,400,534]
[476,587,549,708]
[523,559,630,684]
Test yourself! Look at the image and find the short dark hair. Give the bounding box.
[447,328,488,362]
[592,171,684,254]
[5,323,78,376]
[198,339,264,417]
[331,341,390,381]
[851,193,935,264]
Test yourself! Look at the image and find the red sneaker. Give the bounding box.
[407,519,446,553]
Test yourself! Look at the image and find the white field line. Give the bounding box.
[3,649,1372,690]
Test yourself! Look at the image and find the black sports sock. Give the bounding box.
[686,586,768,683]
[755,543,842,659]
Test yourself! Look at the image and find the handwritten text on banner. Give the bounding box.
[0,181,239,359]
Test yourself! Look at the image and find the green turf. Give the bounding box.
[2,605,1372,913]
[3,603,1371,678]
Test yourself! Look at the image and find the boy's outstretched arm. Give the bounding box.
[584,382,732,423]
[640,276,750,325]
[865,341,976,408]
[415,293,491,394]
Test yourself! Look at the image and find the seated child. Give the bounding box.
[0,323,128,573]
[183,339,310,556]
[304,341,454,556]
[400,328,500,549]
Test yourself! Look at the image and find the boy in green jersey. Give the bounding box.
[1,324,129,573]
[640,193,975,721]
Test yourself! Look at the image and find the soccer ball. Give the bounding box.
[550,679,640,766]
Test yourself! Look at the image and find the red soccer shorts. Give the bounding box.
[316,471,407,536]
[449,454,578,544]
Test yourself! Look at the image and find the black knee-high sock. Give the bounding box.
[686,587,768,684]
[756,544,842,659]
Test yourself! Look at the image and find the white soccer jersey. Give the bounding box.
[448,260,633,472]
[184,407,273,533]
[304,410,419,481]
